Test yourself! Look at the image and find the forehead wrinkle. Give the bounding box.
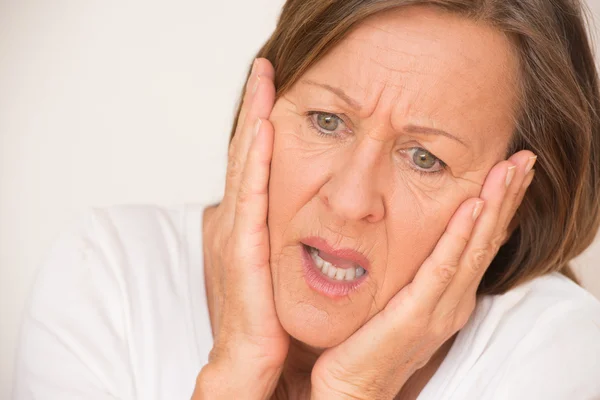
[357,15,447,50]
[300,7,517,174]
[351,14,474,75]
[351,21,507,116]
[345,28,448,81]
[387,70,439,135]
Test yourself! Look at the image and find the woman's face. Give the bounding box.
[267,5,520,348]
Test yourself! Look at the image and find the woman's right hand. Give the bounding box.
[194,58,288,399]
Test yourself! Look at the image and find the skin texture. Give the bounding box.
[267,6,519,348]
[195,5,538,400]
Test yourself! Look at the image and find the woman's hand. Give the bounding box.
[194,58,287,399]
[310,151,538,400]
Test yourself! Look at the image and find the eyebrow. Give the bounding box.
[403,124,469,148]
[302,79,362,110]
[300,79,469,148]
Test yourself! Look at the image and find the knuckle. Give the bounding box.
[413,355,431,371]
[445,250,462,268]
[490,234,505,253]
[454,314,470,331]
[227,138,237,159]
[469,248,488,273]
[226,156,243,181]
[448,230,469,248]
[435,262,458,284]
[429,320,449,340]
[506,185,520,203]
[454,302,476,329]
[411,313,432,332]
[236,182,254,208]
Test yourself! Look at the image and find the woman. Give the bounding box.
[13,0,600,399]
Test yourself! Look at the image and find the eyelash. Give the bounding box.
[306,111,447,176]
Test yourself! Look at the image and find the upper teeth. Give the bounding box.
[308,246,366,281]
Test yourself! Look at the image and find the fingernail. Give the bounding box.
[254,118,262,137]
[505,165,516,187]
[252,74,261,95]
[472,200,484,221]
[525,155,537,174]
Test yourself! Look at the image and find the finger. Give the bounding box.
[461,167,536,298]
[223,61,260,209]
[234,117,275,257]
[231,58,276,155]
[224,58,276,209]
[229,118,281,333]
[230,68,276,222]
[439,153,535,322]
[435,160,516,311]
[232,60,276,191]
[394,197,484,316]
[448,152,534,306]
[496,151,537,240]
[235,60,260,143]
[518,168,536,211]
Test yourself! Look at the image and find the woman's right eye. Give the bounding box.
[307,112,349,138]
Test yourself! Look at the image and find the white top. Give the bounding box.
[13,204,600,399]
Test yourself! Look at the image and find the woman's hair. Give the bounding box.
[229,0,600,295]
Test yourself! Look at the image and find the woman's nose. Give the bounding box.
[319,138,385,223]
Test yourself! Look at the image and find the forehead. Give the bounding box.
[301,5,520,155]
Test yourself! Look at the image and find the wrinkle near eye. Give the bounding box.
[390,172,443,219]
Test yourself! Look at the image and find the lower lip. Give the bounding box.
[300,244,368,298]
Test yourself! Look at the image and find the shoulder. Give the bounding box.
[13,203,209,399]
[486,273,600,398]
[449,273,600,399]
[71,203,199,251]
[476,272,600,339]
[28,204,203,299]
[423,273,600,399]
[480,272,600,327]
[47,203,206,277]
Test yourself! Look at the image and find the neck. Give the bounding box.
[271,338,321,400]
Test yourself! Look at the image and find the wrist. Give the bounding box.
[193,359,282,400]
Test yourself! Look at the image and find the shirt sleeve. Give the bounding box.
[12,210,134,400]
[492,305,600,400]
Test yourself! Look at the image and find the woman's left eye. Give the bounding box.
[307,112,348,137]
[402,147,446,175]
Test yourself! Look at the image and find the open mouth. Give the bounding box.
[299,237,370,298]
[305,244,367,281]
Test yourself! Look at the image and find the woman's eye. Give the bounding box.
[404,147,446,174]
[308,112,348,137]
[316,113,339,131]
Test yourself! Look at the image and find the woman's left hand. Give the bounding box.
[310,150,537,400]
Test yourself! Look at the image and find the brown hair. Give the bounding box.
[229,0,600,295]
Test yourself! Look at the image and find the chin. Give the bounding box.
[274,295,355,348]
[271,246,372,349]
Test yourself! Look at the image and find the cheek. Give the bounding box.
[266,115,331,248]
[376,187,469,300]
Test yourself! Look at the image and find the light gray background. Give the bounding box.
[1,0,599,397]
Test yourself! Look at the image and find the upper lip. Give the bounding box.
[301,236,371,271]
